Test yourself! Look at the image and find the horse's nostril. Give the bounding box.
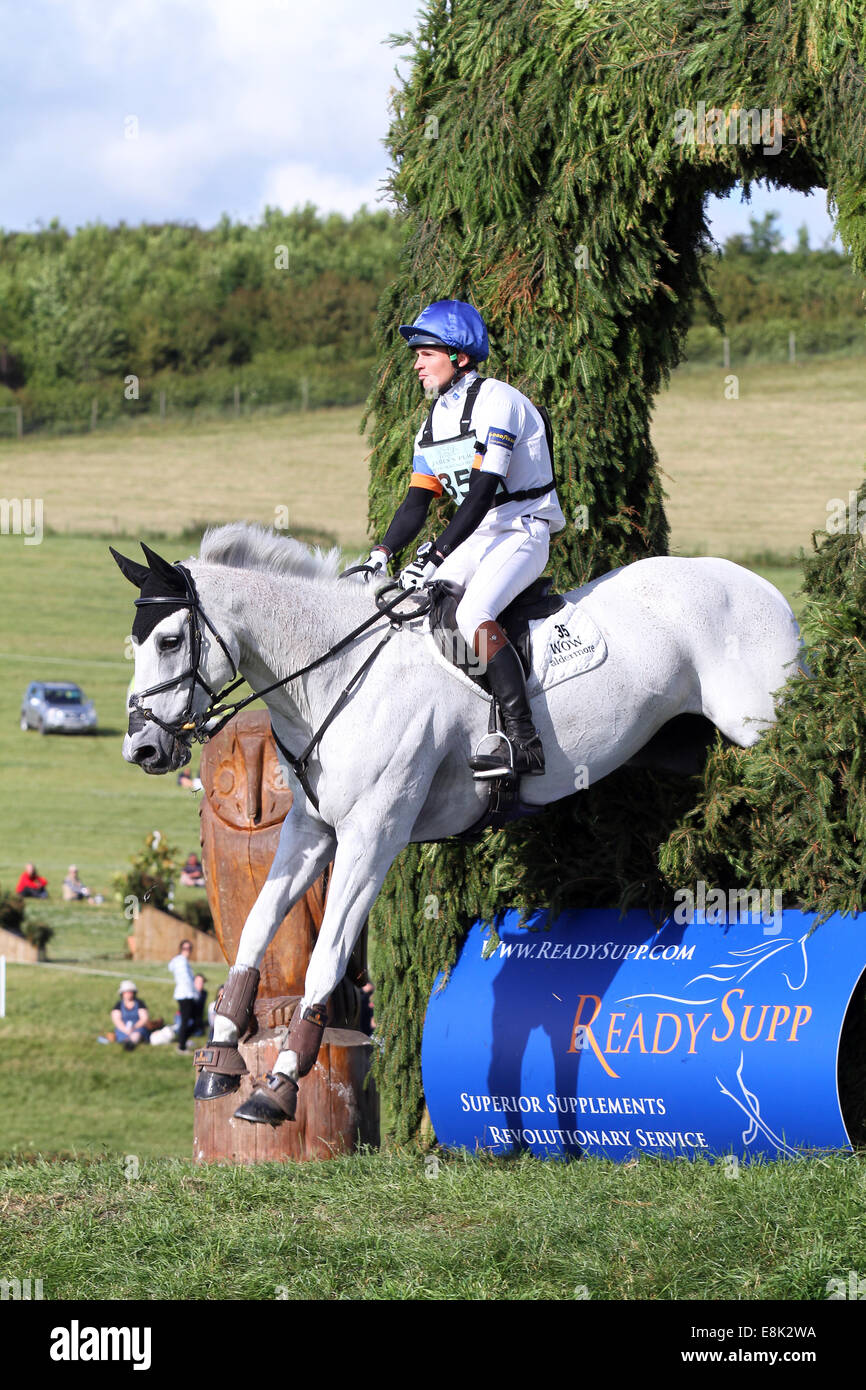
[132,743,158,765]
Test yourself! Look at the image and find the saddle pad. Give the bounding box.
[528,599,607,693]
[421,596,607,697]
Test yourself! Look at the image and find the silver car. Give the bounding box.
[20,681,98,735]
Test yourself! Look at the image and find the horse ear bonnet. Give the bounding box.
[109,546,151,589]
[126,542,191,642]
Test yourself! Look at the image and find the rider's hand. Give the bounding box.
[362,548,390,582]
[399,558,438,591]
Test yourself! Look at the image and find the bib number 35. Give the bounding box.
[438,467,472,503]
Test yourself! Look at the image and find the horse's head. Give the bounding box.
[111,542,239,774]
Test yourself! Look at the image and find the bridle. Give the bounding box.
[129,563,429,809]
[130,563,244,740]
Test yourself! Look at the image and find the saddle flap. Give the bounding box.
[428,576,566,682]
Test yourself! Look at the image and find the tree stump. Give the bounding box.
[193,710,378,1163]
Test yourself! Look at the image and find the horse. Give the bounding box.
[112,522,804,1126]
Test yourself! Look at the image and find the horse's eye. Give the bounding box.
[158,635,181,652]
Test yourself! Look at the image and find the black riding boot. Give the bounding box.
[468,624,545,779]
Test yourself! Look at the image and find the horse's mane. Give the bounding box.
[198,522,360,585]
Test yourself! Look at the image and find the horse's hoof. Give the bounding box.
[233,1073,298,1126]
[194,1068,241,1100]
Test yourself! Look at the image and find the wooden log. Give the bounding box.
[194,1029,377,1164]
[194,710,378,1163]
[131,904,225,963]
[0,926,39,964]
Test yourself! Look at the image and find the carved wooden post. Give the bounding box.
[193,710,378,1163]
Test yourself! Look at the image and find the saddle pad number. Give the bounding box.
[531,604,607,691]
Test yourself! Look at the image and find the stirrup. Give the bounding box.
[469,732,517,781]
[470,732,545,780]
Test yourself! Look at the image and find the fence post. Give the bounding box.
[722,336,730,370]
[300,376,310,411]
[91,397,98,430]
[234,383,241,417]
[789,330,796,364]
[159,389,166,421]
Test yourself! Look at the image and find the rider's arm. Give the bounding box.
[377,478,440,560]
[427,469,500,563]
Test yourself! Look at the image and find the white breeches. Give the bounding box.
[435,516,550,645]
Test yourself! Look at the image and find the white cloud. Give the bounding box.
[261,159,392,217]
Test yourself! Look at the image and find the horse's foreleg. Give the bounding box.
[233,817,412,1125]
[195,807,335,1100]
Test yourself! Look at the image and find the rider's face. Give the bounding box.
[413,348,469,392]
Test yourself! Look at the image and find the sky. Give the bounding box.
[0,0,842,250]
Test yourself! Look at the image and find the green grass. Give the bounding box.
[1,1149,864,1300]
[0,903,224,1159]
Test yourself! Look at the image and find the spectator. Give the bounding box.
[63,865,91,902]
[180,853,205,888]
[177,768,203,792]
[111,981,151,1050]
[168,939,198,1054]
[16,863,48,898]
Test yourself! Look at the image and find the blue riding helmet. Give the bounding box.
[398,299,489,362]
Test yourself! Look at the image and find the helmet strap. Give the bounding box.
[441,351,472,395]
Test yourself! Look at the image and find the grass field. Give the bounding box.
[0,357,864,1302]
[2,1148,865,1300]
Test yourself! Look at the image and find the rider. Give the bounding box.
[363,299,566,778]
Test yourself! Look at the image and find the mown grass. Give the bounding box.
[0,903,223,1159]
[652,355,866,560]
[1,1149,864,1300]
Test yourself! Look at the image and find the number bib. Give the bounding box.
[416,434,504,505]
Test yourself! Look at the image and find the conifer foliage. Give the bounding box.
[363,0,866,1140]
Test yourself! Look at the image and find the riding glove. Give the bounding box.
[362,548,390,582]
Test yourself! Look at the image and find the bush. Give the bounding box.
[0,891,26,935]
[113,831,177,914]
[180,901,215,935]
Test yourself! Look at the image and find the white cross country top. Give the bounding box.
[410,370,566,533]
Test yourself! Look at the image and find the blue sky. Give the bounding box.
[0,0,841,250]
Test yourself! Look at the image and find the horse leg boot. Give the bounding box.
[468,621,545,779]
[232,1001,328,1125]
[193,965,259,1099]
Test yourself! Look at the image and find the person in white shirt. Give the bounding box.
[363,299,565,779]
[168,939,197,1055]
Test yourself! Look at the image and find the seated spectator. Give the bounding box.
[62,865,91,901]
[16,863,48,898]
[179,853,205,887]
[177,768,203,792]
[111,981,151,1050]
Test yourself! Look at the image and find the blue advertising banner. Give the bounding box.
[421,909,866,1162]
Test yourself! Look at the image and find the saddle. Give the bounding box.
[428,576,566,685]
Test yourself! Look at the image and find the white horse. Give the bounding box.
[112,523,804,1126]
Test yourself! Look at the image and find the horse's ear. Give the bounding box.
[140,541,186,591]
[109,546,151,589]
